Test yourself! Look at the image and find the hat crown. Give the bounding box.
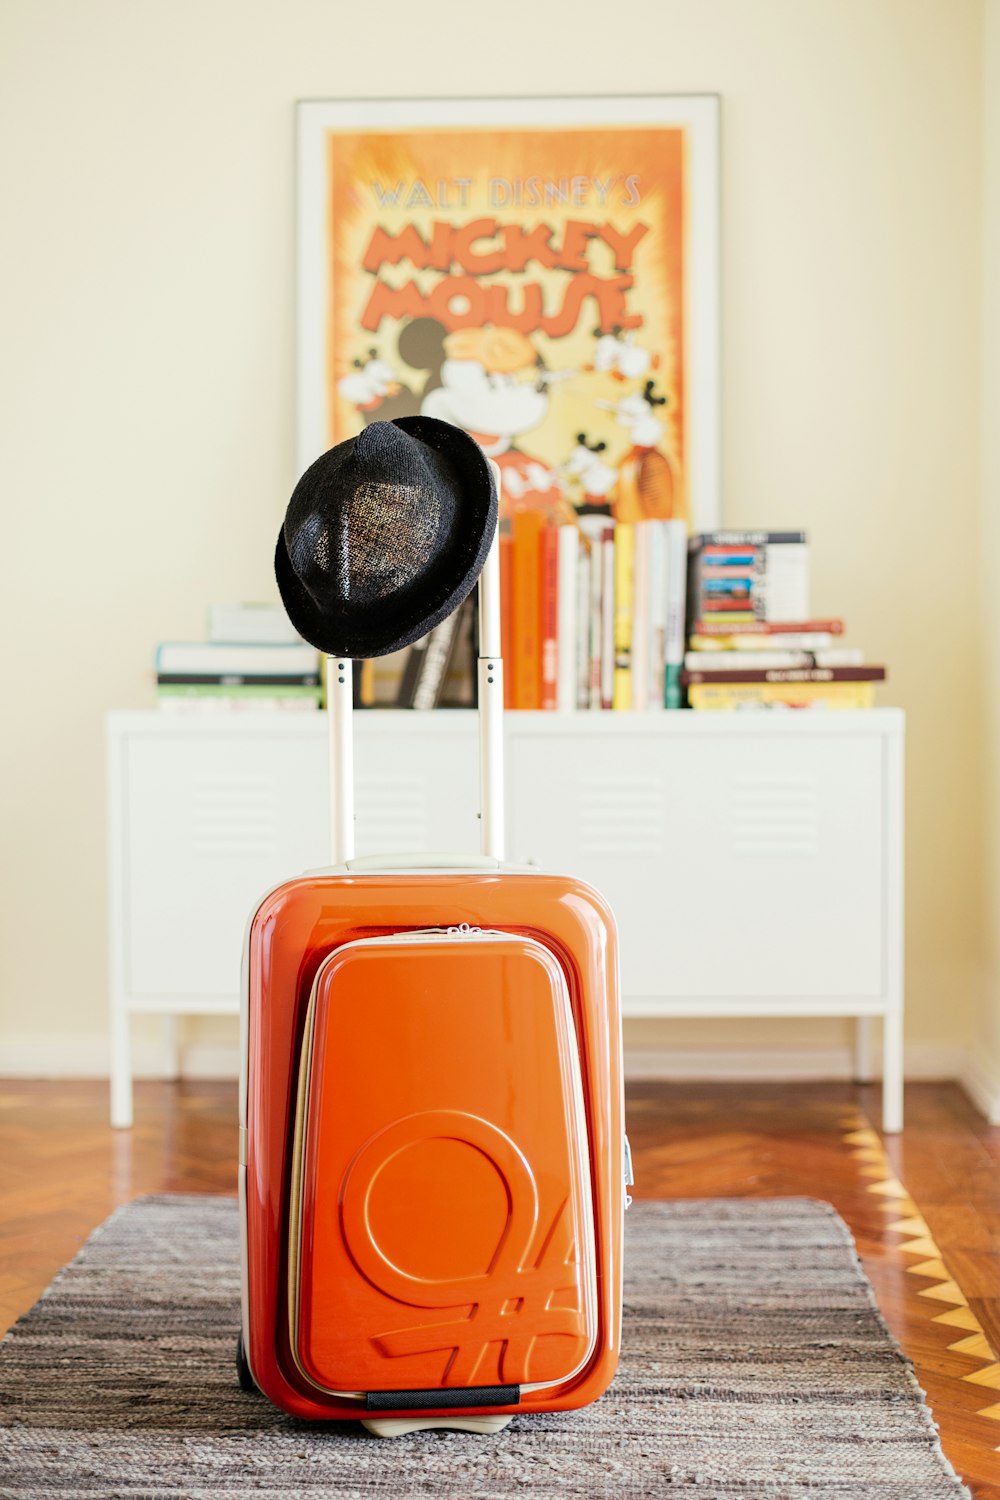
[275,416,497,658]
[288,422,453,611]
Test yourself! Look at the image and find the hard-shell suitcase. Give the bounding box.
[238,527,626,1432]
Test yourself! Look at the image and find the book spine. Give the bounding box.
[575,539,592,710]
[646,522,667,713]
[700,601,758,616]
[155,644,319,676]
[687,681,876,711]
[690,530,807,547]
[156,673,321,687]
[539,521,559,712]
[762,540,810,623]
[691,617,844,637]
[613,522,634,711]
[813,647,865,668]
[158,696,320,713]
[631,522,651,712]
[439,596,476,707]
[664,519,687,709]
[155,682,321,700]
[396,635,430,707]
[600,525,615,710]
[499,529,514,710]
[689,632,836,652]
[411,612,461,710]
[589,529,605,710]
[683,650,814,672]
[512,510,544,710]
[357,660,376,708]
[682,665,885,685]
[556,525,579,713]
[207,604,303,646]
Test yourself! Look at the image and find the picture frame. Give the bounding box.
[296,95,721,530]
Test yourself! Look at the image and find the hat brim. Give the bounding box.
[275,416,498,659]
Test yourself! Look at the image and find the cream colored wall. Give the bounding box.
[973,0,1000,1115]
[0,0,986,1077]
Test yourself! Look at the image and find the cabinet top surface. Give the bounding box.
[107,708,904,739]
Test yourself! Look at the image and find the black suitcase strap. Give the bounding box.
[365,1385,520,1412]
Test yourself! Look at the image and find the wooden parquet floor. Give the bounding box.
[1,1078,998,1495]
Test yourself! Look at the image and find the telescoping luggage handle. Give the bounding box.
[324,459,504,867]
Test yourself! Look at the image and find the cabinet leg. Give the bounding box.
[162,1015,181,1081]
[882,1008,904,1135]
[853,1017,873,1082]
[110,1002,133,1129]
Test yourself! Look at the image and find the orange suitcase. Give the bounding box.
[238,520,627,1435]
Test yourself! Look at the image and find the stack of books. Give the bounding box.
[155,604,321,711]
[682,531,886,710]
[498,515,689,712]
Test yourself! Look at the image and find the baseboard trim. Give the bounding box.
[0,1041,241,1081]
[0,1039,969,1087]
[959,1050,1000,1125]
[623,1043,968,1083]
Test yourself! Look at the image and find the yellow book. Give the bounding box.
[613,523,634,711]
[687,681,877,711]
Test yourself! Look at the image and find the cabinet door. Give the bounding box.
[121,721,483,1000]
[354,718,480,858]
[124,731,329,998]
[508,727,885,1003]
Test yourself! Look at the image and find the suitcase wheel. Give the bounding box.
[236,1331,256,1393]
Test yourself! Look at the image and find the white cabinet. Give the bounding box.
[106,709,904,1131]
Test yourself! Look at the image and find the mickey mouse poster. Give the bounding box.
[297,96,720,532]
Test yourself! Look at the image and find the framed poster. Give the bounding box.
[296,95,720,530]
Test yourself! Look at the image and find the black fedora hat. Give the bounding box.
[275,416,497,658]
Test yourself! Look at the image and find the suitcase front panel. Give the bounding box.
[289,929,596,1399]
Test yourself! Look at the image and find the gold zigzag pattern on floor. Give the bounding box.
[839,1108,1000,1441]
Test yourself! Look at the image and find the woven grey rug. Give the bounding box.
[0,1196,968,1499]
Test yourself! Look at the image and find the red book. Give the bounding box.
[539,522,560,711]
[499,530,514,709]
[691,617,845,637]
[511,510,544,710]
[682,665,885,685]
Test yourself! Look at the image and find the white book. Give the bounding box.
[589,529,605,710]
[208,602,303,644]
[156,641,320,677]
[157,696,318,713]
[556,526,579,712]
[631,522,651,712]
[575,541,592,710]
[813,647,865,668]
[664,520,688,710]
[646,523,667,712]
[726,631,835,651]
[684,649,813,672]
[600,528,616,710]
[763,542,810,622]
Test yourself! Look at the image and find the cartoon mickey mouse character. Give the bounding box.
[337,349,404,421]
[589,325,659,383]
[402,321,571,519]
[598,380,683,524]
[564,433,617,518]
